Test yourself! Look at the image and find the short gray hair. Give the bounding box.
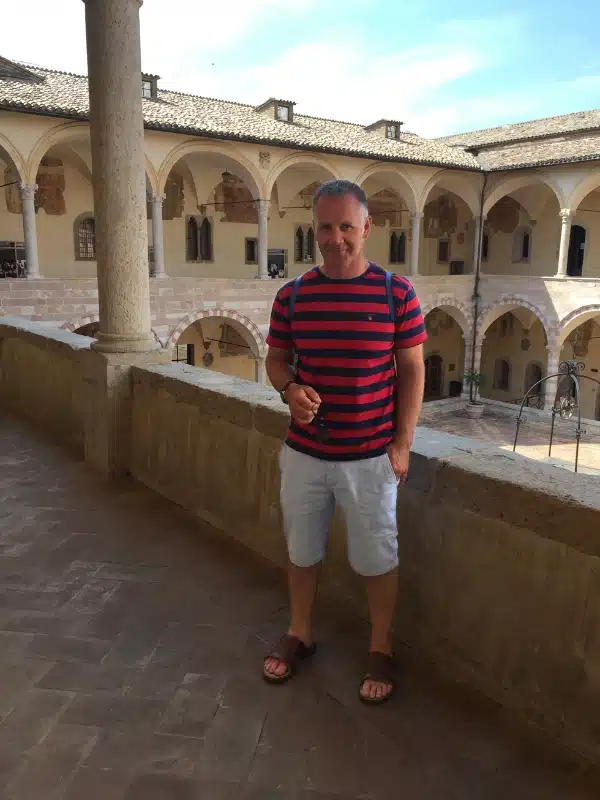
[313,179,369,218]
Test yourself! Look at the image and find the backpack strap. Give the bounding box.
[288,274,303,320]
[385,270,396,321]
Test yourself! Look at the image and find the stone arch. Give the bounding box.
[421,297,472,336]
[166,308,267,357]
[418,170,481,216]
[265,153,341,200]
[559,304,600,345]
[477,297,556,339]
[567,171,600,212]
[355,164,418,214]
[157,141,263,200]
[62,315,164,346]
[26,120,158,194]
[483,172,565,216]
[0,132,26,181]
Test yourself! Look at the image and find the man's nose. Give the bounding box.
[331,228,344,245]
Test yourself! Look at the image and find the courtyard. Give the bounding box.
[422,407,600,476]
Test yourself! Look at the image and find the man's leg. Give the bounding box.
[334,453,400,701]
[264,560,320,678]
[264,445,333,680]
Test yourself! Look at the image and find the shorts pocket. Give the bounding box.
[383,451,398,483]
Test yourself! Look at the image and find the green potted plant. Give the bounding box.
[461,370,486,418]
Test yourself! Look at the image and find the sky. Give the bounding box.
[3,0,600,138]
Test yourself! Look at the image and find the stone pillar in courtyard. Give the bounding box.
[256,199,269,279]
[20,184,41,279]
[556,209,573,278]
[410,212,423,276]
[472,214,485,271]
[83,0,156,353]
[255,356,267,384]
[544,340,562,410]
[462,334,484,398]
[151,194,166,278]
[81,0,169,478]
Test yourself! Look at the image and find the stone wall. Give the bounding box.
[0,316,91,452]
[131,363,600,763]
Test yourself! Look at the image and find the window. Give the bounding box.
[437,239,450,263]
[386,124,398,139]
[294,224,315,262]
[493,358,511,391]
[276,104,290,122]
[512,226,532,263]
[75,216,96,260]
[245,237,258,265]
[142,79,153,99]
[481,232,489,261]
[172,344,195,365]
[186,216,213,262]
[389,231,406,264]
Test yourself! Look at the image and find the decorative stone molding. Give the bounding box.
[476,297,558,340]
[165,307,267,357]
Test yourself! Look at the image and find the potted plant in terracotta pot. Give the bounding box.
[461,370,486,418]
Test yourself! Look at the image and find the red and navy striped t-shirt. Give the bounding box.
[266,262,427,461]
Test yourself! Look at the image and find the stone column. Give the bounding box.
[544,339,562,410]
[151,194,166,278]
[20,184,40,279]
[472,214,485,272]
[83,0,156,353]
[462,334,484,399]
[556,209,573,278]
[410,212,423,276]
[255,356,267,384]
[256,199,269,279]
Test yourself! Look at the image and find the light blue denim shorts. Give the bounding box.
[278,443,399,577]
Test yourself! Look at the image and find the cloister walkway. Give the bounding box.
[0,417,599,799]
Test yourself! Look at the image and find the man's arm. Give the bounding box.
[266,346,321,424]
[265,346,296,393]
[393,343,425,450]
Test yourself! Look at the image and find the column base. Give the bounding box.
[26,273,42,280]
[81,348,171,479]
[92,331,160,354]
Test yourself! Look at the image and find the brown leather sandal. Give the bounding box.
[359,651,396,705]
[263,634,317,684]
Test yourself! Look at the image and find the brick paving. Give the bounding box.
[1,418,600,799]
[422,408,600,476]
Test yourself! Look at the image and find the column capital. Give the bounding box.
[151,194,166,204]
[411,211,424,220]
[559,208,574,224]
[19,184,37,200]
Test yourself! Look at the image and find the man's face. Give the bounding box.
[314,192,371,269]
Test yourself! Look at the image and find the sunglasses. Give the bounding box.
[313,405,329,443]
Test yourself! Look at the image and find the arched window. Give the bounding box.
[199,217,212,261]
[512,226,532,263]
[389,231,406,264]
[493,358,511,391]
[186,216,212,261]
[306,226,315,261]
[74,215,96,260]
[295,226,305,262]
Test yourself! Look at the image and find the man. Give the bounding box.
[263,179,426,704]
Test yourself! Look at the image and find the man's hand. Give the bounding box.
[386,440,410,484]
[287,384,321,424]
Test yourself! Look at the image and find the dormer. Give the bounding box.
[255,98,296,124]
[365,119,403,140]
[141,73,160,100]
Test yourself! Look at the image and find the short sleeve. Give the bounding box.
[266,283,293,350]
[394,280,428,349]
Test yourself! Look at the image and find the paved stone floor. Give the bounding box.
[422,409,600,476]
[1,418,600,799]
